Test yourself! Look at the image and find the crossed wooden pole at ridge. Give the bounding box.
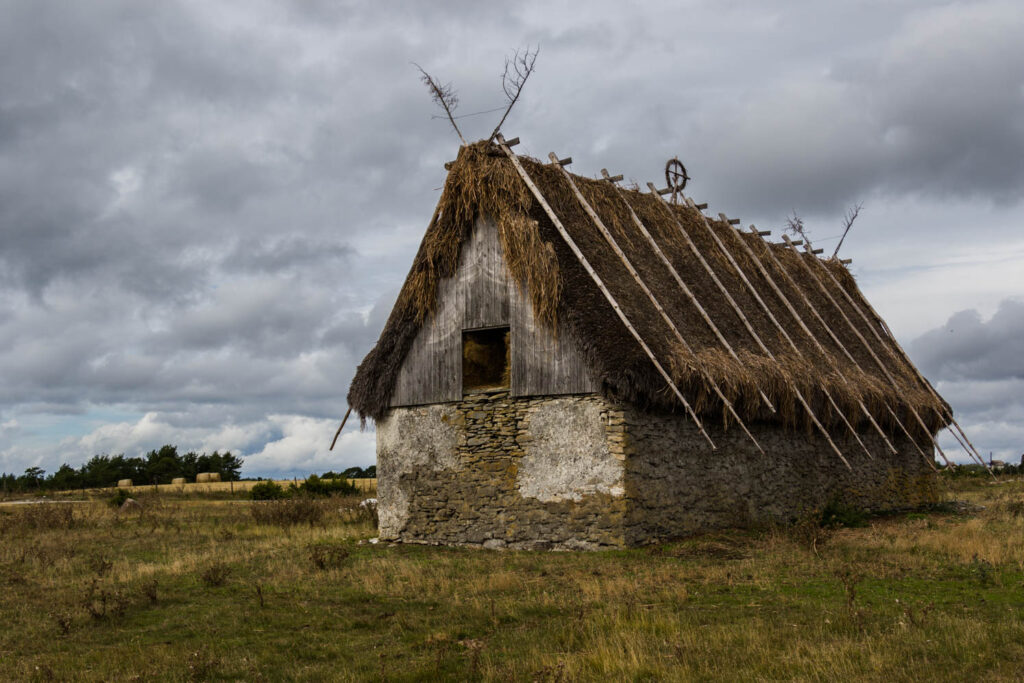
[495,134,989,473]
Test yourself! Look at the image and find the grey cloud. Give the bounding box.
[222,236,353,274]
[911,299,1024,382]
[911,300,1024,463]
[1,0,1022,475]
[668,2,1024,220]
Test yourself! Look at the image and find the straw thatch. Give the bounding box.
[348,140,950,439]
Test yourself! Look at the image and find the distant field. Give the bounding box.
[2,477,378,500]
[1,477,1023,680]
[116,477,378,495]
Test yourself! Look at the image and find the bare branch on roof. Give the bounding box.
[832,202,863,258]
[784,210,809,242]
[413,63,467,145]
[487,46,539,143]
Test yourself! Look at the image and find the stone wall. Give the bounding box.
[376,392,939,548]
[376,392,628,549]
[622,406,940,544]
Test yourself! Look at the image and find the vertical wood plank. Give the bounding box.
[390,216,599,407]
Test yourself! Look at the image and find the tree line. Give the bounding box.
[320,466,376,480]
[1,445,243,492]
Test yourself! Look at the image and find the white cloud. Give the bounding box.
[242,415,376,476]
[0,411,374,478]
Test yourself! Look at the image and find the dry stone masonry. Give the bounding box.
[376,391,938,549]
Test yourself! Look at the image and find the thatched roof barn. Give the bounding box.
[349,138,954,549]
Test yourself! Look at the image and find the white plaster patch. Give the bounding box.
[375,404,460,537]
[517,398,624,502]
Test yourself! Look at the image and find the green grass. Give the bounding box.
[1,480,1024,681]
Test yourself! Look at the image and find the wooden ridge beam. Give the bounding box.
[600,169,625,183]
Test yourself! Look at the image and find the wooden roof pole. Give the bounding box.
[329,406,352,451]
[816,253,990,471]
[789,235,986,469]
[550,155,764,453]
[494,136,716,449]
[705,212,899,456]
[684,207,874,460]
[600,170,776,416]
[647,184,851,470]
[741,228,935,470]
[734,225,901,456]
[781,236,957,469]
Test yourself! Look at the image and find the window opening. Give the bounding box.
[462,327,510,393]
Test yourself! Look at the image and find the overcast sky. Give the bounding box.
[1,0,1022,478]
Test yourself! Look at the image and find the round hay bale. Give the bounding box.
[117,479,133,488]
[171,477,187,486]
[120,498,141,510]
[196,472,221,483]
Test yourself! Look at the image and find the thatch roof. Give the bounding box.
[348,141,950,442]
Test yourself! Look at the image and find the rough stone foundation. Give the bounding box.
[376,392,939,549]
[621,405,939,544]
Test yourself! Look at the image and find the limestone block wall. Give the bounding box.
[376,392,939,548]
[621,406,940,544]
[376,392,628,549]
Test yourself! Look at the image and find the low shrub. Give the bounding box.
[250,481,287,501]
[0,503,77,533]
[819,500,868,529]
[292,474,357,498]
[251,498,325,527]
[108,489,131,508]
[199,563,231,587]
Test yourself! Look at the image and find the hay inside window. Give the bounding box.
[462,327,510,393]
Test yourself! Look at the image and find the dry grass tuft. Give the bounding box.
[250,498,327,528]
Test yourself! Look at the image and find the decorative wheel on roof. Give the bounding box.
[665,157,690,203]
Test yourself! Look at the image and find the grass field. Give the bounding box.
[120,477,378,495]
[1,477,377,500]
[1,478,1023,681]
